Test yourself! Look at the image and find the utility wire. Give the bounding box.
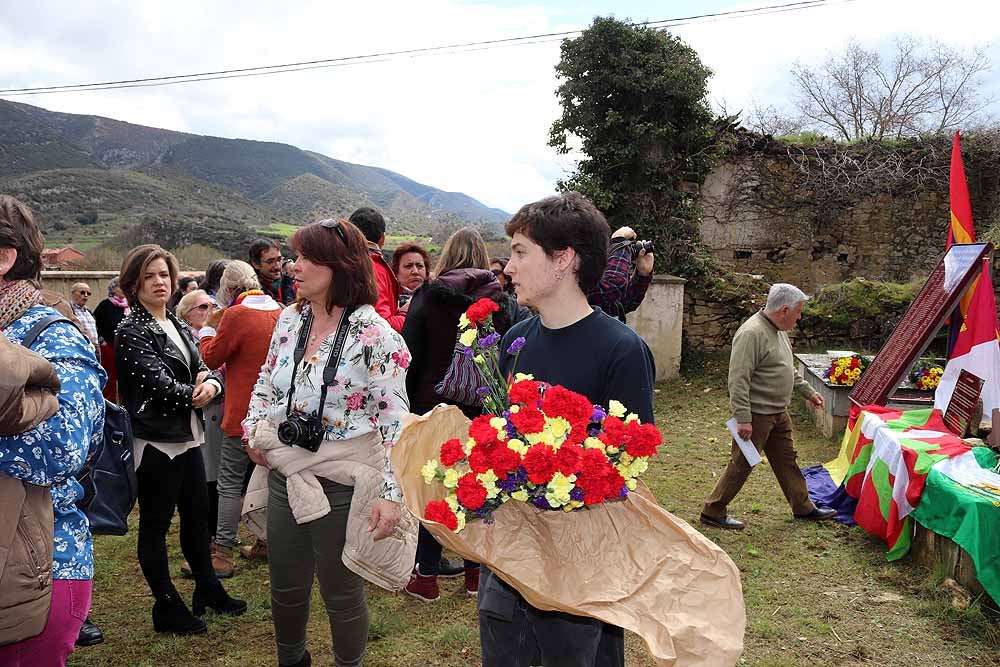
[0,0,854,97]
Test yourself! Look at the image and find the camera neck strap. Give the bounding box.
[284,305,356,419]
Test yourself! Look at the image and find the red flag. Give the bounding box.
[946,132,977,356]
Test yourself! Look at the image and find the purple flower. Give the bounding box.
[506,336,526,354]
[462,347,474,358]
[591,405,607,422]
[478,332,501,348]
[476,386,491,396]
[570,487,585,502]
[618,486,629,499]
[532,496,552,510]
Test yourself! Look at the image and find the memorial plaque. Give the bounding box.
[849,243,992,408]
[943,369,984,436]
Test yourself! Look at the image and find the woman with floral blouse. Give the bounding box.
[243,218,409,667]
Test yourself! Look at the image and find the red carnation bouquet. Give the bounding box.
[421,298,663,532]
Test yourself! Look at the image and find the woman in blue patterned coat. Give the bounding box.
[0,195,106,666]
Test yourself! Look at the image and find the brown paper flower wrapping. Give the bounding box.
[392,405,746,667]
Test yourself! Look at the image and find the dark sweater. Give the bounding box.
[402,268,524,417]
[499,307,656,424]
[93,298,127,345]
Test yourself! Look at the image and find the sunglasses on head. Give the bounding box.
[319,218,349,245]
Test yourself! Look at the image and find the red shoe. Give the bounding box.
[404,569,439,602]
[464,566,480,597]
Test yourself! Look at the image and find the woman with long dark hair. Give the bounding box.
[244,218,410,667]
[115,244,245,635]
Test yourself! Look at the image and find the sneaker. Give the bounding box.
[212,545,235,578]
[404,569,440,602]
[464,566,480,597]
[238,538,268,561]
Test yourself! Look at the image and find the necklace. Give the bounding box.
[308,310,344,343]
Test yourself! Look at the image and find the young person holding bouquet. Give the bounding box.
[479,193,656,667]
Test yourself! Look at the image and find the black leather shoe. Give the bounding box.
[280,650,312,667]
[152,593,207,635]
[76,616,104,647]
[699,513,745,530]
[192,579,248,617]
[438,557,465,578]
[795,507,837,521]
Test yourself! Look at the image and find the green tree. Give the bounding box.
[549,17,717,277]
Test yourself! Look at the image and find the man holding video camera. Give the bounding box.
[587,226,654,321]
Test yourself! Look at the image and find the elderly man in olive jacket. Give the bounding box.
[701,283,836,530]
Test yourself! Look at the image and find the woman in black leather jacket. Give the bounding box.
[115,244,245,636]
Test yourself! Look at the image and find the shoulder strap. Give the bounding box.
[20,314,73,349]
[284,306,356,418]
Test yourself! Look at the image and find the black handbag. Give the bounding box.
[21,313,137,536]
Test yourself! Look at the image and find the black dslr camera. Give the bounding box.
[277,413,325,452]
[610,237,654,257]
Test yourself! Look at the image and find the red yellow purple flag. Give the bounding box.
[946,131,978,357]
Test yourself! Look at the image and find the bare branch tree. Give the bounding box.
[787,36,992,141]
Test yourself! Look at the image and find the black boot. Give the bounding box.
[280,650,311,667]
[192,579,247,617]
[152,592,207,635]
[76,616,104,646]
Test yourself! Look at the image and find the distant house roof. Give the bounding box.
[41,247,86,270]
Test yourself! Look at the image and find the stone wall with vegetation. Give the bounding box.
[697,133,1000,292]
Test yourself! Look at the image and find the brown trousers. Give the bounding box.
[702,411,815,518]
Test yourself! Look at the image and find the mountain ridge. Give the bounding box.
[0,100,509,246]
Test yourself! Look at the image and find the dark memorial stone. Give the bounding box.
[849,243,992,408]
[943,369,984,436]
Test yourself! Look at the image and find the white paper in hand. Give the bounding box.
[726,418,762,467]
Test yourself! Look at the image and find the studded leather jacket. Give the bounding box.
[114,303,224,442]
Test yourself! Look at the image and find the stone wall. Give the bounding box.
[626,275,686,380]
[40,270,118,302]
[683,275,767,352]
[697,137,1000,292]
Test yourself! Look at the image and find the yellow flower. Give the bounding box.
[445,494,459,512]
[583,437,606,451]
[474,354,485,364]
[607,400,627,418]
[459,328,477,347]
[459,313,471,330]
[514,372,535,382]
[545,472,576,507]
[478,470,500,499]
[443,469,460,489]
[490,416,507,429]
[511,489,529,502]
[507,438,528,455]
[421,459,439,484]
[463,437,476,455]
[606,445,620,455]
[526,430,555,447]
[626,478,638,491]
[545,416,571,447]
[455,511,466,532]
[508,404,521,414]
[620,452,634,466]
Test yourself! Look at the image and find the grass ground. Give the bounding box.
[71,358,999,666]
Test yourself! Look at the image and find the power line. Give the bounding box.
[1,0,854,97]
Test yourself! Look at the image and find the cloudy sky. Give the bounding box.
[1,0,998,213]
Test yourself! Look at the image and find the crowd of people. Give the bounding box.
[0,188,832,666]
